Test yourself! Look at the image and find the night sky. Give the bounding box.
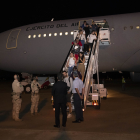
[0,1,140,33]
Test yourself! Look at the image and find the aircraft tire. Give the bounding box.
[24,84,31,94]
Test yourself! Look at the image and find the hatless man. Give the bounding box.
[103,19,109,28]
[62,71,73,118]
[90,21,98,32]
[52,73,67,128]
[12,75,24,121]
[87,31,97,52]
[72,71,84,123]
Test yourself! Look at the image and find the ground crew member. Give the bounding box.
[30,77,41,115]
[122,76,126,91]
[72,71,84,123]
[12,75,24,121]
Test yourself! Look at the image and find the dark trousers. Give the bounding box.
[84,44,89,52]
[55,102,67,126]
[122,83,125,90]
[73,93,83,121]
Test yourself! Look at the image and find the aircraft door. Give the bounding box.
[73,30,78,40]
[6,29,21,49]
[79,19,93,28]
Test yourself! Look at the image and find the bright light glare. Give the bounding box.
[33,35,36,38]
[49,33,52,37]
[71,31,74,35]
[28,35,31,38]
[60,32,62,36]
[136,26,140,29]
[65,32,68,35]
[38,34,41,37]
[43,34,46,37]
[54,33,57,36]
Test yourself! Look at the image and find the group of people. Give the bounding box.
[11,75,41,121]
[66,19,109,82]
[11,72,84,128]
[52,71,84,128]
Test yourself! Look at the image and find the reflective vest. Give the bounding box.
[122,78,126,83]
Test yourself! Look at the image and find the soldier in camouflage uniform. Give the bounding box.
[30,77,41,115]
[12,75,24,121]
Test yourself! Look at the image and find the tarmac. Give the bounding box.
[0,80,140,140]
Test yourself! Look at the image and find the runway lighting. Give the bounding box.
[43,34,46,37]
[59,32,62,36]
[65,32,68,35]
[49,33,52,37]
[33,35,36,38]
[28,35,31,38]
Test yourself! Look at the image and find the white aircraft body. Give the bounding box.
[0,12,140,81]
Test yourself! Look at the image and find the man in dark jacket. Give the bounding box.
[52,73,67,128]
[90,21,98,32]
[103,19,109,28]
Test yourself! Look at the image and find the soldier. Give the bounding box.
[30,77,41,115]
[12,74,24,121]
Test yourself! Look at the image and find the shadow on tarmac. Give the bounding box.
[0,110,10,122]
[20,103,31,118]
[38,98,47,112]
[20,98,48,118]
[52,130,71,140]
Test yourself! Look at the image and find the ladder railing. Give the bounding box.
[83,37,100,109]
